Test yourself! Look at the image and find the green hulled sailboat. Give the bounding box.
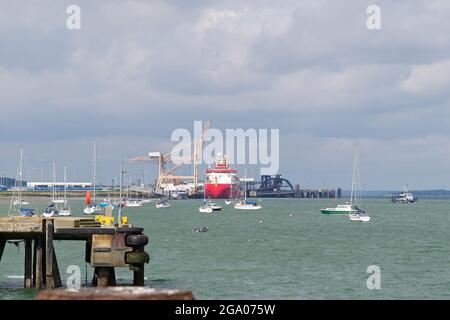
[320,144,366,217]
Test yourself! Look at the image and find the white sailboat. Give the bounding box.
[8,146,35,216]
[43,160,58,217]
[224,184,232,205]
[199,184,213,213]
[84,138,101,215]
[234,170,262,210]
[125,177,142,207]
[59,166,71,216]
[348,145,370,222]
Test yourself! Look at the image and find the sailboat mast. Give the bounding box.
[350,145,357,206]
[19,146,23,204]
[53,160,56,202]
[93,138,96,204]
[118,162,125,222]
[64,166,67,204]
[244,168,247,201]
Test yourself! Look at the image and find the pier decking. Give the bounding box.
[0,216,150,289]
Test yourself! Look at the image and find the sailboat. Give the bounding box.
[224,184,232,205]
[125,177,142,207]
[43,160,59,217]
[199,185,213,213]
[84,138,101,215]
[199,170,222,213]
[319,145,370,221]
[8,146,35,216]
[234,170,262,210]
[347,146,370,222]
[59,166,71,216]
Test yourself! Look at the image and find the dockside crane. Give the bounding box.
[130,120,211,195]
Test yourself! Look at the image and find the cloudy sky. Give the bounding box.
[1,0,450,189]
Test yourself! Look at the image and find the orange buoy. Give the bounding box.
[86,191,91,205]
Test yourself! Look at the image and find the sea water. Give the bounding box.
[1,198,450,300]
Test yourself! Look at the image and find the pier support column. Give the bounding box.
[93,267,116,287]
[0,240,6,263]
[52,249,62,288]
[34,235,44,289]
[24,239,32,289]
[133,264,145,286]
[45,219,54,289]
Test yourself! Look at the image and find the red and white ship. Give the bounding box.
[204,154,240,199]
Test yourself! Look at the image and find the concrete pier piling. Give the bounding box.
[0,216,150,289]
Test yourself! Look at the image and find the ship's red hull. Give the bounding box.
[205,184,239,199]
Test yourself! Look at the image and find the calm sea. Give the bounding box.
[1,198,450,300]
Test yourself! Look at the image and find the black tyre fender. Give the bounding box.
[125,251,150,264]
[125,234,149,247]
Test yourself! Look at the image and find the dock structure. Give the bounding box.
[0,216,150,289]
[294,188,338,199]
[246,174,341,199]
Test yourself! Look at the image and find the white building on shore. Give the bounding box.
[27,182,92,191]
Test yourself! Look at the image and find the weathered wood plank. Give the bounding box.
[0,216,43,233]
[32,238,37,287]
[35,235,44,289]
[55,228,116,235]
[35,287,194,300]
[24,239,32,288]
[45,219,54,289]
[52,248,62,288]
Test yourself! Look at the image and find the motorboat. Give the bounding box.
[234,200,262,210]
[155,199,170,209]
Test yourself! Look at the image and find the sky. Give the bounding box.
[1,0,450,189]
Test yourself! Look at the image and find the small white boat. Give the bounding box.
[84,204,102,215]
[155,199,170,208]
[42,204,57,217]
[199,204,213,213]
[208,202,222,211]
[13,199,29,206]
[349,211,371,222]
[224,200,232,205]
[59,206,71,216]
[125,199,143,207]
[233,169,262,210]
[234,200,262,210]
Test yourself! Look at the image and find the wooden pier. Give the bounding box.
[0,216,150,289]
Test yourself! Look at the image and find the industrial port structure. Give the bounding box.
[247,174,341,199]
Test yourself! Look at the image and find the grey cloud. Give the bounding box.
[1,0,450,188]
